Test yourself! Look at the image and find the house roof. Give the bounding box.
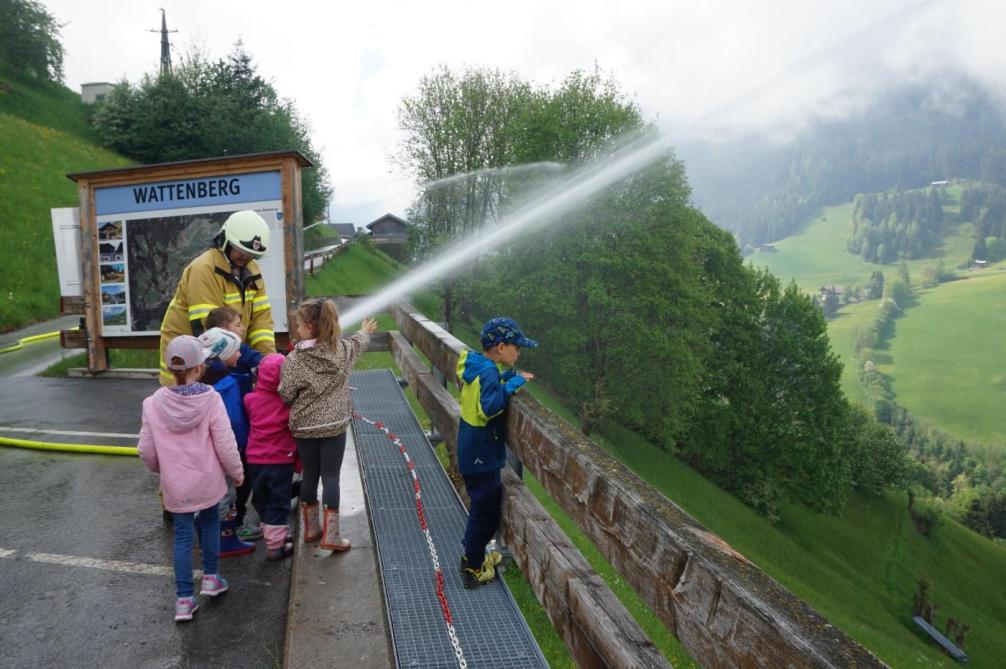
[333,223,356,238]
[366,213,409,230]
[67,150,313,182]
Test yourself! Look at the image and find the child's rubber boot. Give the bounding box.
[319,506,351,552]
[300,501,322,543]
[219,517,256,557]
[263,524,294,561]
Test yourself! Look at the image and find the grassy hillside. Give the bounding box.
[819,298,876,403]
[313,244,1006,667]
[883,271,1006,446]
[0,68,130,332]
[751,188,974,294]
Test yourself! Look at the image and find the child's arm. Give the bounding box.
[209,393,244,485]
[236,343,263,374]
[342,318,376,368]
[136,408,159,473]
[478,367,528,418]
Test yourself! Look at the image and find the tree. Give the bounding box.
[0,0,64,81]
[92,44,331,223]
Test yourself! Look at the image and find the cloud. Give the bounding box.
[46,0,1006,222]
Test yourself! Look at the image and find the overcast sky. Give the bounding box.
[46,0,1006,226]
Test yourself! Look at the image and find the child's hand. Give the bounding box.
[360,317,378,334]
[519,371,535,381]
[234,476,244,488]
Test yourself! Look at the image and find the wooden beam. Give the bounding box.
[389,305,887,669]
[388,331,671,669]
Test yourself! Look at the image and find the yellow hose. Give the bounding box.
[0,435,137,456]
[0,330,63,355]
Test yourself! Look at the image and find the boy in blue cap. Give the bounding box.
[457,317,537,589]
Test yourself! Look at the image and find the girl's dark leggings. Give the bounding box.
[295,432,347,509]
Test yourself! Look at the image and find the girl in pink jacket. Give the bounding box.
[243,353,298,560]
[138,335,245,622]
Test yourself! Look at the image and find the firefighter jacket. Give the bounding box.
[159,248,276,385]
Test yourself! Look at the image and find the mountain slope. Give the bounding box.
[0,68,130,331]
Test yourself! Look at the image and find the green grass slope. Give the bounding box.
[751,189,974,294]
[0,69,130,332]
[884,271,1006,446]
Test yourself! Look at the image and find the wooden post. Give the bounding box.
[78,180,107,371]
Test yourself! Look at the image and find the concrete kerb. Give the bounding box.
[283,427,393,668]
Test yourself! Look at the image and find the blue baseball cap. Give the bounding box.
[480,317,538,349]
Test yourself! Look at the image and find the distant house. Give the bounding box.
[972,259,988,270]
[81,82,114,105]
[930,180,949,187]
[333,223,356,240]
[366,213,409,244]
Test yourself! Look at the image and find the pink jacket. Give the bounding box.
[138,385,243,513]
[244,354,297,465]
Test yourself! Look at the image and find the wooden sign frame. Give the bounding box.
[66,150,311,371]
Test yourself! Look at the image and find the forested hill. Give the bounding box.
[680,77,1006,247]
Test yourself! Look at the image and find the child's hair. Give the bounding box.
[296,298,341,348]
[206,306,241,330]
[172,366,201,386]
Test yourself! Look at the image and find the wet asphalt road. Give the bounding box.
[0,376,292,668]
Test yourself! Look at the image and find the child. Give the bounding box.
[138,335,244,622]
[198,327,256,557]
[279,298,377,550]
[243,354,297,560]
[457,317,536,589]
[204,307,263,541]
[204,306,264,392]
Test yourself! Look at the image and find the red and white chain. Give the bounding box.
[354,413,468,669]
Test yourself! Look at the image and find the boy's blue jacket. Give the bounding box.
[211,374,249,451]
[456,349,527,475]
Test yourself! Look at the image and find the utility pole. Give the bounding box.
[147,9,178,76]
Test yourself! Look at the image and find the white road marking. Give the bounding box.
[0,426,139,439]
[0,548,199,578]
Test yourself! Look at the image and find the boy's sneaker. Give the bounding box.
[200,574,229,597]
[174,597,199,622]
[236,524,263,541]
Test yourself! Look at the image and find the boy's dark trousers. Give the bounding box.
[462,470,502,566]
[234,451,252,525]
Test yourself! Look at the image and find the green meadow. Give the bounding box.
[885,271,1006,446]
[0,67,131,331]
[751,190,975,295]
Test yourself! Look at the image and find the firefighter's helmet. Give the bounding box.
[220,210,269,258]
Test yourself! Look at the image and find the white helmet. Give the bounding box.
[220,210,269,258]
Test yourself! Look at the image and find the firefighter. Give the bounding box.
[159,210,277,386]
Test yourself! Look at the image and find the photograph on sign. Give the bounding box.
[100,263,124,282]
[93,171,287,337]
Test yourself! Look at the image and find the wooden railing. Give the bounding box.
[389,301,888,669]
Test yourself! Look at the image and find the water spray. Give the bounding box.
[339,133,669,328]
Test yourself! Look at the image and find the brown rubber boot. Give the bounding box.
[319,506,351,552]
[301,502,322,543]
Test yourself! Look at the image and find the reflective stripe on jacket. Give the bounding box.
[159,248,276,385]
[455,349,526,475]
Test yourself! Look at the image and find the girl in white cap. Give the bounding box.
[138,335,245,622]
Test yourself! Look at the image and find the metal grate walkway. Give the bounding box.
[351,369,548,669]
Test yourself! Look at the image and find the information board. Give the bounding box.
[93,171,287,336]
